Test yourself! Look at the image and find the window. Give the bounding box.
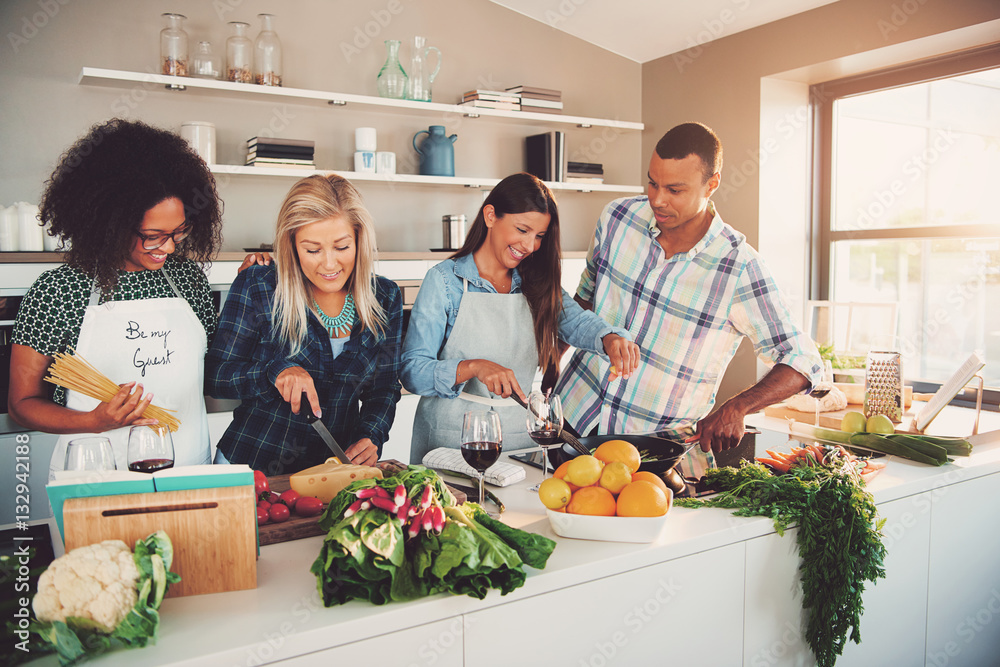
[814,45,1000,395]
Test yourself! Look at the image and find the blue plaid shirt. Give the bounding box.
[206,264,403,475]
[555,196,823,436]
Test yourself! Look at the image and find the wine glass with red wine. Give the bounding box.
[461,411,502,512]
[127,424,175,473]
[526,390,563,479]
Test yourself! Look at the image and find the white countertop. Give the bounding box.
[25,419,1000,666]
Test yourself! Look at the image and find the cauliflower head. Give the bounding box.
[33,539,140,634]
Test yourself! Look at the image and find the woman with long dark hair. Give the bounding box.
[401,172,639,462]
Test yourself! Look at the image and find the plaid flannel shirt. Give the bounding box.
[555,196,823,436]
[206,264,402,474]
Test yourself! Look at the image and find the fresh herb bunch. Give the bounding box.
[676,460,886,667]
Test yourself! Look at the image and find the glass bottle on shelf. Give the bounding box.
[191,41,221,79]
[160,13,189,76]
[406,36,441,102]
[253,13,282,86]
[226,21,253,83]
[376,39,407,99]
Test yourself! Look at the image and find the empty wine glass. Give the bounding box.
[65,436,116,471]
[526,390,563,479]
[127,424,175,473]
[461,411,502,514]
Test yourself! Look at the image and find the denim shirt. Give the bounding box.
[400,254,630,398]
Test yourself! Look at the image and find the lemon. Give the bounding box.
[565,455,604,487]
[840,411,867,433]
[598,461,633,495]
[866,414,895,434]
[538,478,572,510]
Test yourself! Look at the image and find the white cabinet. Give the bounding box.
[464,542,746,666]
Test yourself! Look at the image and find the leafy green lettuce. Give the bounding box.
[312,467,556,606]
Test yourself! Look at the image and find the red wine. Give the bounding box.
[129,458,174,473]
[529,429,561,447]
[461,441,501,472]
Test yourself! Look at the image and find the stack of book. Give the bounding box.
[525,131,565,182]
[246,137,316,168]
[506,85,563,113]
[460,89,521,110]
[566,161,604,184]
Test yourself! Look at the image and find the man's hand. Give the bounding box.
[345,437,378,467]
[686,363,811,453]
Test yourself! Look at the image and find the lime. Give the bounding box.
[840,411,867,433]
[866,414,895,434]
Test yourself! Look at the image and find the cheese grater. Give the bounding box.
[864,350,903,422]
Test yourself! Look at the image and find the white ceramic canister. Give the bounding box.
[16,202,44,251]
[180,121,217,164]
[376,151,396,175]
[355,127,376,152]
[0,205,18,251]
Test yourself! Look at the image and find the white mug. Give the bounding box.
[354,151,376,173]
[180,121,217,164]
[355,127,377,152]
[376,151,396,175]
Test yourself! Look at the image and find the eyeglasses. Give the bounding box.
[135,226,190,250]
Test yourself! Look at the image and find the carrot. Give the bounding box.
[766,450,794,464]
[808,444,826,460]
[756,457,791,473]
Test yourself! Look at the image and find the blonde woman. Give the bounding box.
[207,174,402,473]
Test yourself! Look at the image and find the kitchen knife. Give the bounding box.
[300,393,352,464]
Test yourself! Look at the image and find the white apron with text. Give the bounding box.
[49,272,210,479]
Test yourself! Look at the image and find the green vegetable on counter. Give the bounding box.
[28,531,180,666]
[789,422,972,466]
[312,465,556,606]
[676,461,887,667]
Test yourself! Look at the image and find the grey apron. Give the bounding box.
[409,280,539,464]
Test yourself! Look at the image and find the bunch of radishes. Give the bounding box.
[344,484,446,538]
[254,470,324,525]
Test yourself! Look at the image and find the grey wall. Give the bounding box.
[0,0,642,253]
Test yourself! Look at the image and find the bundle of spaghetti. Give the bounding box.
[44,349,181,432]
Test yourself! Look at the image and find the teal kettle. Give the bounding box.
[412,125,457,177]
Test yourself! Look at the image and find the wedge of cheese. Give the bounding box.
[289,458,383,503]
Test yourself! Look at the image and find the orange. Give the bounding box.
[631,471,670,496]
[553,461,580,491]
[598,461,633,495]
[565,455,604,487]
[593,439,642,474]
[616,480,670,517]
[566,486,617,516]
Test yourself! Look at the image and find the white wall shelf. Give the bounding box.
[78,67,644,132]
[210,164,642,194]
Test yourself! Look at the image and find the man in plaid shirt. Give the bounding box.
[555,122,823,453]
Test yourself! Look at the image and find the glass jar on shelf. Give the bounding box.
[160,12,189,76]
[253,13,282,86]
[226,21,253,83]
[191,41,221,79]
[376,39,407,99]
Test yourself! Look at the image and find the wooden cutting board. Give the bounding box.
[63,486,257,598]
[257,461,468,546]
[763,400,1000,438]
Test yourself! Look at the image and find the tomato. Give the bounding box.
[254,470,269,498]
[294,496,324,517]
[278,489,301,510]
[262,491,282,505]
[257,500,272,512]
[257,506,270,525]
[268,503,290,523]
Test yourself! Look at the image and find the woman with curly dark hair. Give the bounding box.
[9,118,225,478]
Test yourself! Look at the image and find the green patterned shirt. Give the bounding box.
[12,256,218,405]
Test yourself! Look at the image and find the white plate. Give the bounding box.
[546,505,670,543]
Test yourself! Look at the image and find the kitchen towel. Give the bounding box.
[422,447,525,487]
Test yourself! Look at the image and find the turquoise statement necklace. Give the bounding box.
[313,293,355,337]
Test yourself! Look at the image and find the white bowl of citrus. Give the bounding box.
[538,440,671,543]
